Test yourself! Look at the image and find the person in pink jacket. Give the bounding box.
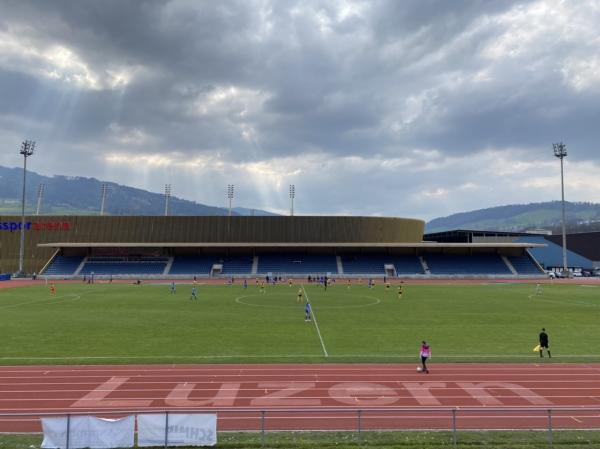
[420,341,431,373]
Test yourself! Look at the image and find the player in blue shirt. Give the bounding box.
[305,301,312,322]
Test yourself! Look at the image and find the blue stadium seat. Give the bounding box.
[221,256,253,275]
[515,235,594,269]
[169,256,217,275]
[257,254,337,274]
[508,255,543,274]
[43,256,84,275]
[425,254,511,275]
[80,257,167,275]
[341,254,423,275]
[169,256,254,275]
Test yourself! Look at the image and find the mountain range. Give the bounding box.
[0,165,276,216]
[425,202,600,233]
[2,165,599,234]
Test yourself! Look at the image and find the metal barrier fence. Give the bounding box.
[2,406,600,448]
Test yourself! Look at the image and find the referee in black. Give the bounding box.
[539,328,551,358]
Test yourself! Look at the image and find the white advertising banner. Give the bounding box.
[137,413,217,447]
[41,415,134,449]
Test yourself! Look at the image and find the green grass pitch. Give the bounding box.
[0,281,599,365]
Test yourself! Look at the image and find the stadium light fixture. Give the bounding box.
[164,184,172,216]
[227,184,234,217]
[36,183,45,216]
[289,184,295,216]
[17,140,35,277]
[553,142,568,276]
[100,183,107,216]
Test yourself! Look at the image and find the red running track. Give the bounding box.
[1,363,600,432]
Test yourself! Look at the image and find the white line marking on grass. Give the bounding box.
[302,285,328,358]
[146,282,208,286]
[0,293,84,310]
[235,295,295,309]
[536,297,600,308]
[47,294,82,305]
[234,294,381,309]
[0,354,326,361]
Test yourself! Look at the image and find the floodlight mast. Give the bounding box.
[18,140,35,277]
[164,184,172,216]
[36,183,45,216]
[289,184,295,216]
[553,142,568,276]
[100,184,107,216]
[227,184,234,217]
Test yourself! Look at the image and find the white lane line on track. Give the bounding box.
[1,394,599,402]
[0,381,593,391]
[1,410,599,421]
[3,373,600,379]
[2,373,599,377]
[4,354,600,361]
[0,363,598,371]
[302,285,328,358]
[0,382,594,392]
[0,363,598,369]
[3,384,600,393]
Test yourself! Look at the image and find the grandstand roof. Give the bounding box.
[424,229,542,243]
[38,242,545,248]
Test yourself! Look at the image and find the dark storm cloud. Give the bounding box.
[2,0,256,76]
[1,0,545,157]
[0,0,599,216]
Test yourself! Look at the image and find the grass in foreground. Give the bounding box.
[1,282,599,364]
[3,430,600,449]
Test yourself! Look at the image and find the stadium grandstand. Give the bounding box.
[546,231,600,268]
[425,229,596,273]
[0,215,553,279]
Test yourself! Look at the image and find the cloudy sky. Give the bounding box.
[1,0,599,219]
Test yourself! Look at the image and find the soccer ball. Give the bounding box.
[417,366,423,372]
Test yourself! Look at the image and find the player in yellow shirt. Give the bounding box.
[289,278,293,287]
[347,279,351,289]
[397,283,404,299]
[50,282,56,295]
[297,288,304,303]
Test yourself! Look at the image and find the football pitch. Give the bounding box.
[1,281,599,365]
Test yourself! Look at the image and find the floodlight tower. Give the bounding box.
[164,184,172,216]
[289,184,295,216]
[100,183,107,216]
[36,183,45,215]
[17,140,35,277]
[553,142,568,276]
[227,184,234,217]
